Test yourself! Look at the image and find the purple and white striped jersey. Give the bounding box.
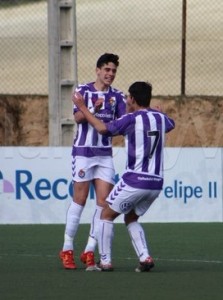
[106,108,175,190]
[72,82,126,157]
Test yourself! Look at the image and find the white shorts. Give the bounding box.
[72,156,115,185]
[106,179,161,216]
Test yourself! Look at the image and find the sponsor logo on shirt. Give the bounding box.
[94,112,113,119]
[137,176,162,182]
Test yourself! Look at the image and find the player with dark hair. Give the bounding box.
[73,81,175,272]
[96,53,120,68]
[59,53,126,271]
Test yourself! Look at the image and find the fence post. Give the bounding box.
[48,0,78,146]
[181,0,187,95]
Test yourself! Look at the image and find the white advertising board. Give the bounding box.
[0,147,222,224]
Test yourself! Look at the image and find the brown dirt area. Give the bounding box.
[0,95,223,147]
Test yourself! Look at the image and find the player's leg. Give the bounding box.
[126,218,155,272]
[97,205,120,271]
[80,178,113,270]
[59,156,92,270]
[125,189,160,272]
[97,179,132,271]
[80,157,115,270]
[84,178,113,251]
[59,181,90,269]
[63,181,90,250]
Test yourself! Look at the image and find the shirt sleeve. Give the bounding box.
[115,91,126,119]
[105,114,133,136]
[164,114,175,133]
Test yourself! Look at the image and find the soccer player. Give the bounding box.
[59,53,126,271]
[73,81,175,272]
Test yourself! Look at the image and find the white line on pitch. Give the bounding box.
[0,253,222,264]
[125,257,222,264]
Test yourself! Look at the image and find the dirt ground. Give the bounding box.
[1,95,223,147]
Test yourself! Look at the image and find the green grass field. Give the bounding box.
[0,223,223,300]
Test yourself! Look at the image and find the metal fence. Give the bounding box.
[0,0,222,96]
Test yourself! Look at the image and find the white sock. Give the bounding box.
[63,202,84,251]
[98,219,114,264]
[127,221,150,262]
[84,205,103,252]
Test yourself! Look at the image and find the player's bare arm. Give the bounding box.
[73,110,87,124]
[73,92,107,134]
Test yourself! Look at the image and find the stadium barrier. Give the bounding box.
[0,147,222,224]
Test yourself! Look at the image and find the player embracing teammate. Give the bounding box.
[72,81,175,272]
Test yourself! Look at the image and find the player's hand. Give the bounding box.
[94,98,104,112]
[152,105,163,112]
[72,92,85,108]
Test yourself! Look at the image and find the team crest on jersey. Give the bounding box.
[78,169,85,178]
[119,201,133,213]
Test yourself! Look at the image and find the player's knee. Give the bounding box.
[101,206,119,221]
[96,199,106,207]
[124,210,139,226]
[73,196,87,206]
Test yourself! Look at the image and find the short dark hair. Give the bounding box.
[96,53,119,68]
[128,81,152,107]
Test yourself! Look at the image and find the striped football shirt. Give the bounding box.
[72,82,126,157]
[106,108,175,189]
